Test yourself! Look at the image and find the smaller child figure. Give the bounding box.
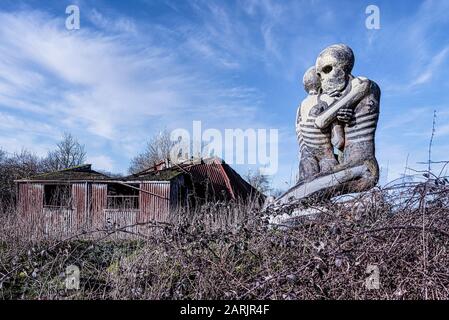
[296,66,344,183]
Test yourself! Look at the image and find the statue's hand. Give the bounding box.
[337,107,353,123]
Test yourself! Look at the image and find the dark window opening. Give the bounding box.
[44,185,72,208]
[107,183,139,210]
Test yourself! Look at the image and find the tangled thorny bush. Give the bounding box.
[1,182,449,299]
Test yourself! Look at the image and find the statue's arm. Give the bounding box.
[314,79,370,129]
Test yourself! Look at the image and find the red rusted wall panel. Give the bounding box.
[139,182,170,222]
[72,183,87,231]
[18,183,44,237]
[91,183,107,229]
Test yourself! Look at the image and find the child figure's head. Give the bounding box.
[303,66,320,95]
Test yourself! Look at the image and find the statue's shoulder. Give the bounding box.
[352,77,381,114]
[302,94,318,105]
[300,95,318,110]
[353,76,369,82]
[299,95,319,120]
[352,76,381,97]
[369,79,381,98]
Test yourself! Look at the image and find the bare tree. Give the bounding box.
[245,169,272,195]
[129,129,175,174]
[42,133,87,171]
[0,149,44,208]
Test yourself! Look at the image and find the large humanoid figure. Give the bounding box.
[273,44,381,209]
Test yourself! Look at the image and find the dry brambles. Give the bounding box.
[1,178,449,300]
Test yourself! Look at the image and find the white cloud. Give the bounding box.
[379,0,449,94]
[411,46,449,86]
[0,8,270,173]
[88,9,137,34]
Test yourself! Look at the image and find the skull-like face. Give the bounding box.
[316,44,354,95]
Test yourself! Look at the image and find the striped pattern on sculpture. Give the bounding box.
[345,111,378,144]
[296,103,332,151]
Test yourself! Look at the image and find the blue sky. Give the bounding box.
[0,0,448,190]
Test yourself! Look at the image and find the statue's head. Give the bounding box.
[316,44,354,95]
[303,66,320,95]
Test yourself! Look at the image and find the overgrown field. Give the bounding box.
[1,182,449,299]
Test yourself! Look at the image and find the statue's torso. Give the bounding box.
[296,95,333,151]
[343,79,381,164]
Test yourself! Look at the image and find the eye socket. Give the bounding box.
[322,65,333,74]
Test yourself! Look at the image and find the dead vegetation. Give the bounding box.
[1,178,449,300]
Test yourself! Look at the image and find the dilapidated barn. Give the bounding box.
[16,157,262,238]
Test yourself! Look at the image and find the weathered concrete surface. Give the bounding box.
[274,164,369,208]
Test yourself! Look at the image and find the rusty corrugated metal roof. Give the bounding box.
[126,157,263,200]
[221,163,262,199]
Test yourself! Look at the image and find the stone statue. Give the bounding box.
[271,44,381,210]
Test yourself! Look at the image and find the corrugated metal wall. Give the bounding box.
[72,183,87,231]
[43,207,73,237]
[103,209,139,239]
[140,182,170,222]
[18,183,44,237]
[91,183,107,230]
[18,181,172,239]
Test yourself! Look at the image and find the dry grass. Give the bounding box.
[1,180,449,300]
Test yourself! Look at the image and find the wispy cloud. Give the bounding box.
[0,8,267,172]
[88,8,137,34]
[411,46,449,86]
